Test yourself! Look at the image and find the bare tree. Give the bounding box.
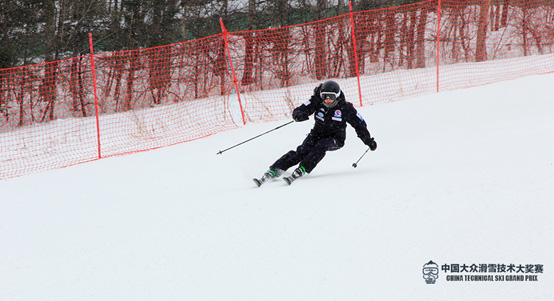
[241,0,257,86]
[315,0,328,79]
[476,0,490,62]
[501,0,510,27]
[415,5,428,68]
[383,8,395,69]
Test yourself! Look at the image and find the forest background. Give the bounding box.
[0,0,510,68]
[0,0,410,68]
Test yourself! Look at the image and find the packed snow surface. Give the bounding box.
[1,73,553,300]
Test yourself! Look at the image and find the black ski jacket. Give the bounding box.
[293,88,372,146]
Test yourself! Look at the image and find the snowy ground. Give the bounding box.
[1,73,554,300]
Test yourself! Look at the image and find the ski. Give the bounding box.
[283,176,295,185]
[254,169,301,187]
[253,170,278,187]
[255,176,297,186]
[253,178,264,187]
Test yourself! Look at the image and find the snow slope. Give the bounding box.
[1,73,554,300]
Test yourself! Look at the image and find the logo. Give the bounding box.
[332,110,342,121]
[422,261,544,284]
[316,111,324,121]
[356,112,364,121]
[423,261,439,284]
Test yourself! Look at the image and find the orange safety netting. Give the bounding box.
[1,0,553,179]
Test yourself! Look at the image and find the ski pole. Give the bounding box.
[217,120,295,155]
[352,147,370,168]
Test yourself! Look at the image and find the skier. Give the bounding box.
[254,80,377,186]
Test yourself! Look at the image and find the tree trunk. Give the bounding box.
[476,0,490,62]
[17,73,26,126]
[181,2,187,40]
[407,9,417,69]
[44,0,57,62]
[501,0,510,27]
[241,0,256,86]
[41,0,58,121]
[40,62,59,122]
[125,52,137,111]
[494,3,500,31]
[315,0,327,80]
[521,0,530,56]
[415,8,428,68]
[383,9,395,69]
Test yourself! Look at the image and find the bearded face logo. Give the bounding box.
[423,261,439,284]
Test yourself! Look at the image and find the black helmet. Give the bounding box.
[320,80,341,108]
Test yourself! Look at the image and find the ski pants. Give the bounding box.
[270,133,344,174]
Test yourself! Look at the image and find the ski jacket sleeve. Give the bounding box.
[345,103,373,145]
[292,85,322,119]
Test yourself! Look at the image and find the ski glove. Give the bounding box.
[364,137,377,151]
[293,110,309,122]
[313,83,323,96]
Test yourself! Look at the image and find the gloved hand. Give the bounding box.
[313,83,322,96]
[364,137,377,151]
[293,110,309,122]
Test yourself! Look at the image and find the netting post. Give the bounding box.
[349,1,363,107]
[436,0,442,93]
[220,19,246,125]
[89,33,102,159]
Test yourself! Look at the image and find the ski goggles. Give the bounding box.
[320,91,341,101]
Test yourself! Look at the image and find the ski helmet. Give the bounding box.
[320,80,341,108]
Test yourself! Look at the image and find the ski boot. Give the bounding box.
[283,166,306,185]
[253,169,281,187]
